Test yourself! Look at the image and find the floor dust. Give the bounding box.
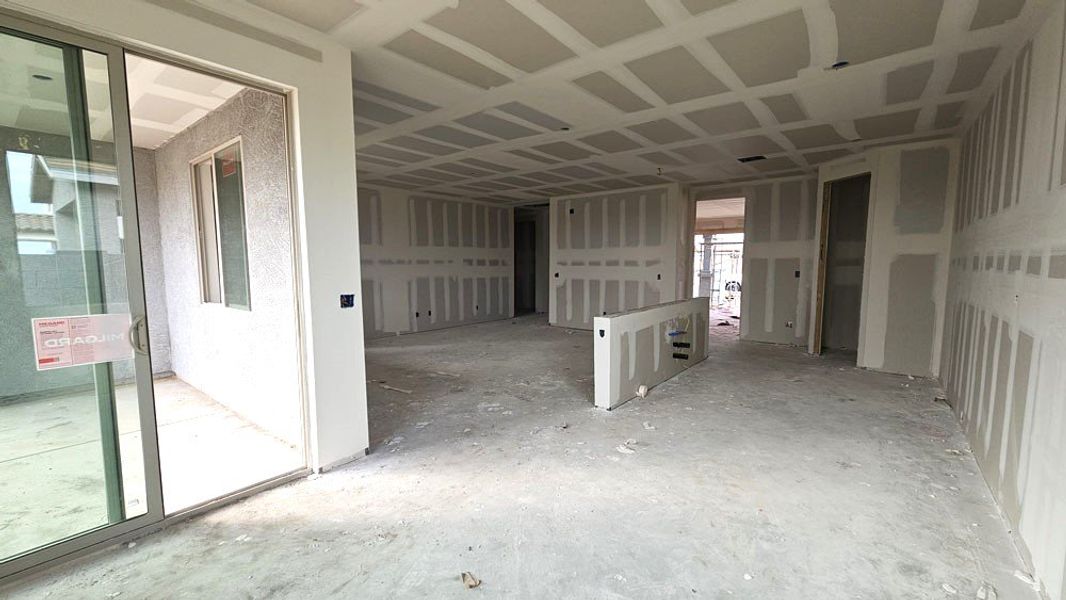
[3,315,1037,599]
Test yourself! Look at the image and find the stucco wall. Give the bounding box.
[151,88,301,446]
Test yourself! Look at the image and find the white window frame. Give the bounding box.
[189,136,251,310]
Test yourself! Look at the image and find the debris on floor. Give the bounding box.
[941,582,957,594]
[379,384,412,394]
[1013,570,1039,590]
[642,421,656,430]
[461,572,481,589]
[615,439,638,454]
[976,583,998,599]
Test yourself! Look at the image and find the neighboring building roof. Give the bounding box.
[13,213,55,234]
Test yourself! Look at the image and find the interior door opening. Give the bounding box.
[513,205,548,317]
[815,174,871,359]
[692,197,745,338]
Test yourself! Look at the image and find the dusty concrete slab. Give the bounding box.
[3,316,1036,599]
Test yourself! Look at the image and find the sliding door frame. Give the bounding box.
[0,9,164,579]
[0,6,313,583]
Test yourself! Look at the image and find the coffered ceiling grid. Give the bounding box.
[240,0,1048,204]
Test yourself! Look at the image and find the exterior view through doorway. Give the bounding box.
[693,197,744,334]
[0,12,307,577]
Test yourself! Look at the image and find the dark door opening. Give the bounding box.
[815,174,871,358]
[513,205,547,316]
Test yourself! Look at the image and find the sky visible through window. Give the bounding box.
[6,152,52,215]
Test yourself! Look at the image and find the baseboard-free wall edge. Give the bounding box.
[317,448,368,473]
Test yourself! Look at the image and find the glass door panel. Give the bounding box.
[0,24,155,564]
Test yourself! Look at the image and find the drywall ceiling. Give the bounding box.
[239,0,1045,204]
[126,55,245,149]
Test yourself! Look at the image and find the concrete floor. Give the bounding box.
[3,315,1037,599]
[0,376,302,560]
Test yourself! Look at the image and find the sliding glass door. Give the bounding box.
[0,14,161,575]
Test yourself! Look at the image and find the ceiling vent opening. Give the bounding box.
[737,155,766,163]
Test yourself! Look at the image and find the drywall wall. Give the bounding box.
[593,297,709,410]
[357,186,513,338]
[150,88,302,447]
[8,0,368,469]
[132,148,172,375]
[700,177,817,346]
[822,175,870,352]
[549,183,694,330]
[853,139,957,376]
[941,3,1066,597]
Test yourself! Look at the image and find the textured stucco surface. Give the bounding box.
[150,88,301,445]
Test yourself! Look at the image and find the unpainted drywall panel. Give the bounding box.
[849,139,955,376]
[549,184,690,330]
[359,186,514,338]
[594,297,709,409]
[746,258,769,339]
[749,185,772,242]
[883,254,937,376]
[733,176,819,347]
[897,147,949,233]
[771,258,800,343]
[777,181,802,241]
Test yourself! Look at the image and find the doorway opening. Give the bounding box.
[814,174,871,358]
[513,205,548,317]
[693,198,744,334]
[125,54,305,514]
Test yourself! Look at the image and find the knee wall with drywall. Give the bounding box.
[593,297,709,410]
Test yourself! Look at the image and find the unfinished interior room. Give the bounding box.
[1,0,1065,598]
